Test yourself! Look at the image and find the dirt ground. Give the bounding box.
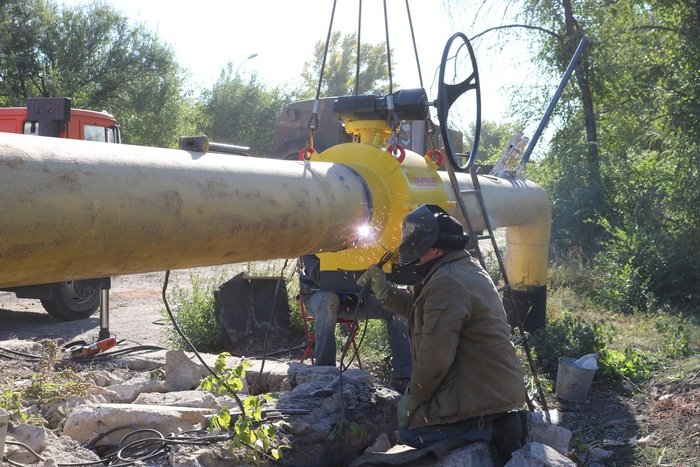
[0,267,236,347]
[539,356,699,466]
[1,267,697,466]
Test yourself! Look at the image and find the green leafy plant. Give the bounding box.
[0,343,89,427]
[529,309,658,382]
[327,417,365,443]
[201,353,285,464]
[599,347,653,382]
[529,310,612,371]
[344,319,393,381]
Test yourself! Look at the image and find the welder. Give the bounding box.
[358,204,528,462]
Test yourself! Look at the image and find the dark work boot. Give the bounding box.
[491,412,524,466]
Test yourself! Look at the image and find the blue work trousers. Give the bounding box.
[303,291,412,378]
[399,417,494,449]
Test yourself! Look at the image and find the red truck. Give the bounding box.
[0,97,120,320]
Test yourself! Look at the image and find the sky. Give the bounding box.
[58,0,538,123]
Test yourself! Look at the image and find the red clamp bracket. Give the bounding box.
[298,146,316,161]
[425,149,445,167]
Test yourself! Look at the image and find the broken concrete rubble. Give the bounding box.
[505,442,576,466]
[1,344,574,466]
[5,424,101,465]
[62,403,217,446]
[527,410,573,455]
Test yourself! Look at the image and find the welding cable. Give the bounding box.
[247,342,306,359]
[84,425,139,451]
[97,430,233,465]
[160,271,287,464]
[114,428,167,463]
[83,427,234,466]
[339,250,393,372]
[67,344,167,364]
[161,270,246,415]
[252,258,291,389]
[0,346,43,362]
[338,298,370,373]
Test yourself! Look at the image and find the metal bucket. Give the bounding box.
[555,357,596,402]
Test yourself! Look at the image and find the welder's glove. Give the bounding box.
[397,394,420,428]
[357,265,391,301]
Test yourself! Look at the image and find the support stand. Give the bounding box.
[98,287,111,340]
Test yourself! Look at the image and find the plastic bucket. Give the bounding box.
[555,357,596,402]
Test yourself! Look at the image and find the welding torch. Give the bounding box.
[357,249,394,304]
[339,249,395,371]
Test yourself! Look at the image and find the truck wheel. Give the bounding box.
[41,281,100,321]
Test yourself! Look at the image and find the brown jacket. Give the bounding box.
[385,250,526,428]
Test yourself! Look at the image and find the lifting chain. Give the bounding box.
[299,101,320,161]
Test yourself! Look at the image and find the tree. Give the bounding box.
[0,0,51,105]
[0,0,193,147]
[466,120,520,164]
[202,64,292,156]
[300,31,392,97]
[511,0,700,309]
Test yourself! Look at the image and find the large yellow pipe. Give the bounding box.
[0,131,550,293]
[0,132,370,287]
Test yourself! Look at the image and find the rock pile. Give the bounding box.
[1,339,575,466]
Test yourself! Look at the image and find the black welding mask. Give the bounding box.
[397,204,467,266]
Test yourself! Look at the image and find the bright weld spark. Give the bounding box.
[355,222,379,248]
[356,223,373,239]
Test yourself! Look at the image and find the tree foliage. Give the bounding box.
[300,31,392,97]
[467,120,520,164]
[201,64,293,156]
[0,0,194,147]
[513,0,700,309]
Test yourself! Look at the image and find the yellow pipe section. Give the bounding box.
[0,132,370,287]
[440,173,551,288]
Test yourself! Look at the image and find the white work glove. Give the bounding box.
[357,265,391,301]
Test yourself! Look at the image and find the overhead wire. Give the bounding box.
[405,0,424,89]
[354,0,362,95]
[382,0,394,94]
[314,0,338,102]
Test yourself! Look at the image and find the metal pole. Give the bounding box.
[520,37,588,165]
[99,289,110,340]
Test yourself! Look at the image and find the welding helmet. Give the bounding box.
[397,204,467,266]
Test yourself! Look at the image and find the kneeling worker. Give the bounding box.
[358,204,528,461]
